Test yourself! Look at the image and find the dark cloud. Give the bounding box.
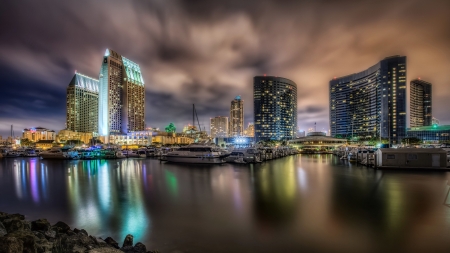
[0,0,450,136]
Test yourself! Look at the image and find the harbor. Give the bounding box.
[2,154,450,253]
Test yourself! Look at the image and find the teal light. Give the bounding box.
[122,57,144,86]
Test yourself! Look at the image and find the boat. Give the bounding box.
[224,148,261,163]
[4,150,21,158]
[101,148,126,159]
[164,144,229,164]
[145,147,160,157]
[122,149,146,158]
[24,148,39,157]
[40,147,79,160]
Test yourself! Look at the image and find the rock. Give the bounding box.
[73,228,88,236]
[0,221,7,237]
[88,248,123,253]
[35,240,53,253]
[4,231,37,253]
[43,229,56,239]
[21,220,31,231]
[31,219,51,232]
[89,235,107,247]
[32,231,45,240]
[3,219,24,233]
[52,221,71,234]
[0,237,23,253]
[7,214,25,221]
[122,234,133,248]
[134,242,147,253]
[104,237,119,249]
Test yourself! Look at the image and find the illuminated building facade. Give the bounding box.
[210,116,229,138]
[254,76,297,141]
[56,130,95,144]
[410,79,432,127]
[98,49,145,137]
[244,122,255,137]
[66,73,99,133]
[22,127,56,142]
[330,56,407,145]
[407,125,450,143]
[230,96,244,137]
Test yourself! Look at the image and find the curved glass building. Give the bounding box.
[254,76,297,141]
[329,56,407,145]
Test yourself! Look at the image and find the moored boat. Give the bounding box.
[164,144,229,164]
[40,147,79,160]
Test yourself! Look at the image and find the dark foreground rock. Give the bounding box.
[0,211,158,253]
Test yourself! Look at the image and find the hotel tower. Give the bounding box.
[329,55,407,144]
[254,76,297,141]
[66,72,99,133]
[98,49,145,137]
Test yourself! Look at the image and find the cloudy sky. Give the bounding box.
[0,0,449,137]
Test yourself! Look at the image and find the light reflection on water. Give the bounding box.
[1,155,450,253]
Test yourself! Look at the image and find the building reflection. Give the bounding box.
[67,159,149,242]
[12,158,49,204]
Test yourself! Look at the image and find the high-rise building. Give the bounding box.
[98,49,145,137]
[229,96,244,137]
[66,72,99,133]
[210,116,229,138]
[330,55,407,145]
[244,123,255,137]
[410,78,432,127]
[254,76,297,141]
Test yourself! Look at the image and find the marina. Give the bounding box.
[2,154,450,253]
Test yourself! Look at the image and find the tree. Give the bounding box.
[401,137,422,145]
[66,139,83,146]
[165,123,176,133]
[20,138,33,147]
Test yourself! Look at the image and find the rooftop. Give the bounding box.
[408,125,450,131]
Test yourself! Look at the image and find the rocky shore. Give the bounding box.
[0,211,158,253]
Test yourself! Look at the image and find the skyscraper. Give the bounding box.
[230,96,244,137]
[254,76,297,141]
[98,49,145,137]
[330,55,407,144]
[410,78,432,127]
[66,72,99,133]
[210,116,229,138]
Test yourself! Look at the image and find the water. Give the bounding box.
[1,155,450,253]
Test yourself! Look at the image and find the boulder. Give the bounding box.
[4,231,37,253]
[73,228,88,236]
[7,214,25,221]
[3,219,24,233]
[104,237,119,249]
[31,219,51,232]
[88,248,123,253]
[0,221,7,237]
[122,234,133,248]
[52,221,71,234]
[134,242,147,253]
[0,237,23,253]
[43,229,56,240]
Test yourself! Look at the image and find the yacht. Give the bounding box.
[24,148,38,157]
[145,147,160,157]
[101,148,126,159]
[122,149,146,158]
[224,148,261,163]
[40,147,79,159]
[164,144,229,164]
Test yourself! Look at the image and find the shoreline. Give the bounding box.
[0,211,157,253]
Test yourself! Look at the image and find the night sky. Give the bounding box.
[1,0,449,137]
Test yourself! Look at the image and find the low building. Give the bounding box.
[35,140,55,150]
[56,130,95,144]
[22,127,55,142]
[109,131,153,145]
[288,132,347,152]
[152,132,194,145]
[406,125,450,143]
[214,136,254,148]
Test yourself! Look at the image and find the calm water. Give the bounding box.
[1,155,450,253]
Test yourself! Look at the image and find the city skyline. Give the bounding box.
[1,0,450,137]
